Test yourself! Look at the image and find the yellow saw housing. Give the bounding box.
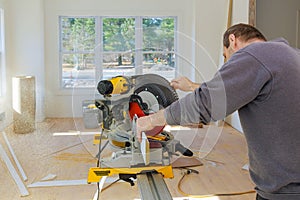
[88,165,173,183]
[97,76,130,96]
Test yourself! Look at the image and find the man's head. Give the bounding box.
[223,23,266,61]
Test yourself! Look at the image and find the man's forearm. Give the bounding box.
[149,109,166,126]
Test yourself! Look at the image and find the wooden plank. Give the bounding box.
[27,179,90,188]
[28,177,119,188]
[2,131,28,181]
[249,0,256,26]
[92,176,107,200]
[227,0,233,28]
[0,141,29,196]
[140,132,149,165]
[53,131,101,136]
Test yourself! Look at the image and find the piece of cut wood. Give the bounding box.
[53,131,101,136]
[0,141,29,196]
[171,157,203,168]
[140,132,149,165]
[28,177,118,188]
[92,176,107,200]
[27,179,89,188]
[41,173,57,181]
[2,131,28,181]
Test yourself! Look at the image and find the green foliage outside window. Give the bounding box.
[60,16,176,88]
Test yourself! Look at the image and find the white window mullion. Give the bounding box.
[95,16,102,82]
[135,17,143,75]
[174,16,179,78]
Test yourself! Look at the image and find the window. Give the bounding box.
[60,16,176,88]
[0,9,5,96]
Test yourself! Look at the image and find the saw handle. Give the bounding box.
[175,143,193,157]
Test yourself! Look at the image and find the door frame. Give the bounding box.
[249,0,256,26]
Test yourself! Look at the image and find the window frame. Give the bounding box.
[59,16,97,89]
[59,16,177,89]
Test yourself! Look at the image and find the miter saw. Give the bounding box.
[87,74,193,187]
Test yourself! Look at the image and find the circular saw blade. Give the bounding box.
[137,90,160,114]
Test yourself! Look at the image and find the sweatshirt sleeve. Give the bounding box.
[164,50,272,125]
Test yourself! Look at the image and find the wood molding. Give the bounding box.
[227,0,233,28]
[249,0,256,26]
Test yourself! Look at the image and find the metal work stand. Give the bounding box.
[137,172,172,200]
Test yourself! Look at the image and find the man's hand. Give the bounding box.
[170,76,200,92]
[136,115,154,143]
[136,110,166,142]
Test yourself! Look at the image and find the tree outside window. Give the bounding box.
[60,16,176,88]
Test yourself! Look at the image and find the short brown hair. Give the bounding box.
[223,23,266,48]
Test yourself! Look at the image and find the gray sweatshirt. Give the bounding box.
[165,38,300,199]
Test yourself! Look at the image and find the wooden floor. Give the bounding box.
[0,118,256,200]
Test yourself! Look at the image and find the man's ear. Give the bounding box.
[229,34,237,49]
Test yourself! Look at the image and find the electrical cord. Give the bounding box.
[177,169,256,198]
[101,178,121,192]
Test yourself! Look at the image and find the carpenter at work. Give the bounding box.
[136,23,300,200]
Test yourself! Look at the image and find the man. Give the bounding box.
[136,23,300,200]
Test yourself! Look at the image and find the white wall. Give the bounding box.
[195,0,228,82]
[257,0,300,48]
[194,0,249,133]
[0,0,8,130]
[5,0,45,123]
